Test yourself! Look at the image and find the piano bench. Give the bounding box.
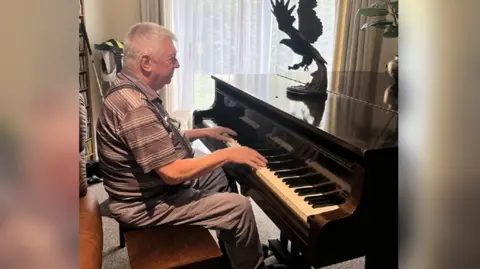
[120,224,223,269]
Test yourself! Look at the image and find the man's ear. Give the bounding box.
[140,55,152,73]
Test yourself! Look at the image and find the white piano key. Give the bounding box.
[226,138,340,223]
[203,118,346,223]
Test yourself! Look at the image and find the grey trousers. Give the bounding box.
[109,164,265,269]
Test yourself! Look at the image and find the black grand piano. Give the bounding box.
[193,72,398,269]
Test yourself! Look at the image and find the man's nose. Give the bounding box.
[175,61,180,68]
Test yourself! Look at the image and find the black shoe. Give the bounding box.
[264,255,289,269]
[266,265,289,269]
[87,175,103,185]
[262,243,271,258]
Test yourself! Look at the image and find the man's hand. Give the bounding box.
[221,146,267,170]
[204,127,237,142]
[184,127,236,142]
[155,144,266,185]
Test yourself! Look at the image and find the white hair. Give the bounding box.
[123,22,177,68]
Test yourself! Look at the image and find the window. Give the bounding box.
[171,0,336,110]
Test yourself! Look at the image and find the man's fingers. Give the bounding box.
[257,154,268,164]
[221,127,237,136]
[216,134,233,142]
[246,161,260,170]
[248,149,268,164]
[247,152,266,167]
[252,155,267,166]
[254,160,267,168]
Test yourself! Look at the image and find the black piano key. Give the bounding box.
[268,160,306,171]
[284,179,322,188]
[257,148,288,155]
[265,154,295,162]
[294,183,337,196]
[238,141,270,147]
[267,159,298,165]
[282,174,329,187]
[238,142,265,148]
[304,193,346,205]
[274,166,316,177]
[286,180,311,188]
[282,178,309,186]
[311,202,337,208]
[238,141,282,150]
[281,172,323,181]
[304,193,338,202]
[259,149,289,156]
[263,152,291,158]
[305,196,336,208]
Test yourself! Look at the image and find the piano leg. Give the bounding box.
[218,239,234,269]
[268,232,311,269]
[269,239,291,267]
[291,244,310,269]
[280,233,288,248]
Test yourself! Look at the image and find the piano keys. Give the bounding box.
[193,73,398,268]
[203,118,347,223]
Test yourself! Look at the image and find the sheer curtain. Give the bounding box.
[164,0,337,111]
[332,0,383,72]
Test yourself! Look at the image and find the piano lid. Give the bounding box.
[277,71,398,112]
[212,73,398,155]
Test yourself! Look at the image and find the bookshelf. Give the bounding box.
[79,0,95,160]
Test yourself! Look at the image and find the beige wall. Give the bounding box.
[83,0,140,153]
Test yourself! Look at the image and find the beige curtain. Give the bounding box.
[330,0,386,141]
[139,0,162,23]
[139,0,176,113]
[332,0,384,72]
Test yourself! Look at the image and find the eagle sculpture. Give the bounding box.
[271,0,328,96]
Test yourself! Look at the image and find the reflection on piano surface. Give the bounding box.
[193,73,398,268]
[383,82,398,111]
[280,71,398,113]
[287,92,328,127]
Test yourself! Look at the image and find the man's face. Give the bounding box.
[149,39,180,89]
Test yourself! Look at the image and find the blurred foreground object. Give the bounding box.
[400,0,480,268]
[79,94,88,197]
[79,191,103,269]
[0,0,80,268]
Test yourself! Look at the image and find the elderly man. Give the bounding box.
[96,22,269,269]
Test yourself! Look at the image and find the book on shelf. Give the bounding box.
[85,140,93,155]
[83,140,93,158]
[83,55,87,71]
[79,55,84,71]
[79,35,85,53]
[79,73,88,90]
[80,91,88,106]
[79,0,95,160]
[86,123,91,139]
[88,140,93,154]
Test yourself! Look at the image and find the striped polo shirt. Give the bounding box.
[96,67,192,202]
